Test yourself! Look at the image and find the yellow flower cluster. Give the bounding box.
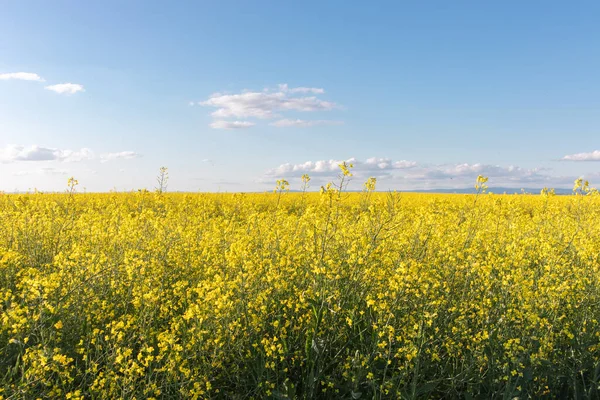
[0,176,599,398]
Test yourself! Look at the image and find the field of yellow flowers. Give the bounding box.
[1,172,600,399]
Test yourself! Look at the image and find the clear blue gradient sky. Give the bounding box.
[1,0,599,192]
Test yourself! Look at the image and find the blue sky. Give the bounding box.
[1,0,599,192]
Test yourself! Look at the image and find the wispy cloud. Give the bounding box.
[0,72,45,82]
[278,83,325,94]
[561,150,600,161]
[214,180,241,186]
[270,119,344,128]
[45,83,85,95]
[209,120,255,129]
[13,167,69,176]
[39,167,69,175]
[0,145,93,163]
[199,84,341,128]
[100,151,141,163]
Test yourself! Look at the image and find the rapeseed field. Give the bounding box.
[1,171,600,398]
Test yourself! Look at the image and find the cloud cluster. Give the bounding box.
[264,157,577,189]
[404,163,559,186]
[197,84,341,129]
[0,145,139,164]
[562,150,600,162]
[0,71,84,95]
[266,157,417,178]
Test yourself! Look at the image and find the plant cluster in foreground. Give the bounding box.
[1,173,600,398]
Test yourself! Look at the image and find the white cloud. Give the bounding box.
[561,150,600,161]
[209,120,255,129]
[264,157,573,189]
[100,151,141,163]
[45,83,85,95]
[270,119,344,128]
[201,92,336,119]
[0,145,93,163]
[0,72,45,82]
[200,84,339,128]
